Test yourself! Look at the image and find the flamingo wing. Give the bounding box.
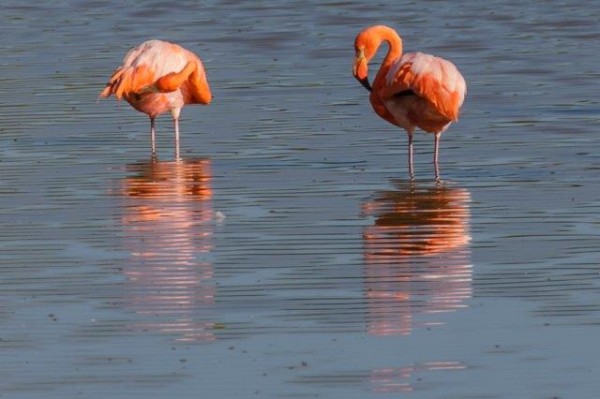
[100,41,163,100]
[100,40,211,104]
[141,42,211,104]
[383,52,466,121]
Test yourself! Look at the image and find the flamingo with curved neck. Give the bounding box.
[353,25,467,179]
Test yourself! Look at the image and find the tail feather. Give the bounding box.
[115,70,132,99]
[98,84,112,99]
[131,65,154,94]
[99,65,155,100]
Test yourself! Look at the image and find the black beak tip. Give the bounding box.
[358,77,372,92]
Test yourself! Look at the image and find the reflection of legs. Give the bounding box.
[407,133,414,179]
[150,117,157,157]
[172,108,181,161]
[434,132,441,180]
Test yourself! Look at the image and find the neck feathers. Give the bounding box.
[368,25,403,64]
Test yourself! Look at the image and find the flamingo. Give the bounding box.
[100,40,212,160]
[352,25,466,178]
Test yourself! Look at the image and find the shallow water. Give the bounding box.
[1,1,600,398]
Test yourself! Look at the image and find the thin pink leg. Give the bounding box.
[434,133,441,180]
[150,117,157,158]
[172,108,181,161]
[174,117,180,161]
[408,133,414,179]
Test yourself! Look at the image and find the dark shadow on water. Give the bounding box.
[362,179,472,337]
[118,158,217,343]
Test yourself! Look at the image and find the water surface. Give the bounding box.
[1,1,600,398]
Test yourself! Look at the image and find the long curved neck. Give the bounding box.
[378,27,403,66]
[370,26,403,86]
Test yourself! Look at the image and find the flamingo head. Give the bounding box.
[354,26,403,93]
[353,29,380,92]
[353,47,372,92]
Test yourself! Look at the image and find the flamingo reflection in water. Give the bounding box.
[119,158,217,342]
[369,361,468,394]
[362,180,472,337]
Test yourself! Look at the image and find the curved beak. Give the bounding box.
[357,75,372,92]
[353,54,372,92]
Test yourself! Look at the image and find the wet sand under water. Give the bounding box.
[1,1,600,398]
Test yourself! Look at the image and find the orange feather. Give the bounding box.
[352,25,467,178]
[99,40,212,159]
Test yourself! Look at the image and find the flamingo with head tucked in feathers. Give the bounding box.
[352,25,466,178]
[100,40,212,160]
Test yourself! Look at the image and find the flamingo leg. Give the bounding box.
[434,132,441,180]
[171,108,181,161]
[150,117,157,157]
[408,133,414,179]
[174,118,181,161]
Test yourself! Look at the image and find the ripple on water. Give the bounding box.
[1,0,600,397]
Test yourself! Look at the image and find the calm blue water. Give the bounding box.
[1,1,599,398]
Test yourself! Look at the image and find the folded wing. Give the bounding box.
[99,40,211,104]
[384,52,466,121]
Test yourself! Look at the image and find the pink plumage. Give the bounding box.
[100,40,212,159]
